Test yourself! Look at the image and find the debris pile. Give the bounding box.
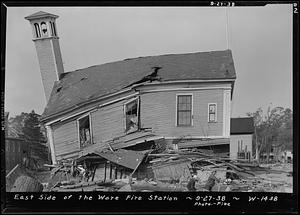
[41,148,292,192]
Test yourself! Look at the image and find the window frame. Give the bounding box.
[34,23,41,38]
[52,22,57,36]
[124,97,140,134]
[208,103,217,123]
[49,21,57,36]
[77,113,93,148]
[175,93,193,127]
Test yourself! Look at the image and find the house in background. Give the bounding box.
[230,117,254,161]
[4,112,30,173]
[25,11,236,165]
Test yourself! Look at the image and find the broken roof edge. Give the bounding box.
[41,87,135,123]
[77,148,149,170]
[77,131,160,158]
[130,78,236,89]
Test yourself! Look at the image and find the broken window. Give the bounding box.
[125,98,139,133]
[78,115,92,147]
[177,95,192,126]
[208,103,217,122]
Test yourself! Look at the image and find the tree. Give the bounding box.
[247,106,293,162]
[8,110,49,166]
[22,110,47,142]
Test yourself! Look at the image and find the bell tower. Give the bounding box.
[25,11,64,102]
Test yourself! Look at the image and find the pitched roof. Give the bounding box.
[230,117,254,134]
[42,49,236,120]
[25,11,58,20]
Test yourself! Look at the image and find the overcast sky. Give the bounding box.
[5,5,293,118]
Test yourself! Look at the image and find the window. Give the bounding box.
[52,22,57,36]
[208,103,217,122]
[49,21,53,36]
[34,23,41,38]
[125,98,139,133]
[177,95,192,126]
[78,115,92,148]
[49,21,57,36]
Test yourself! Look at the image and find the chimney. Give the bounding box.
[25,11,64,102]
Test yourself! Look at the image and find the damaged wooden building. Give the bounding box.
[25,11,237,181]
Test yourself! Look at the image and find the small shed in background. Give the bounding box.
[230,117,254,161]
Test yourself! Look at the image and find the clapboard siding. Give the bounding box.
[52,120,79,157]
[91,100,126,144]
[140,89,224,137]
[49,83,230,161]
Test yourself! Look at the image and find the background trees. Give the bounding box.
[8,110,49,167]
[247,106,293,162]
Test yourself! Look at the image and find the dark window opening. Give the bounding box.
[56,86,62,93]
[41,22,48,36]
[79,115,92,148]
[34,23,41,38]
[49,21,54,36]
[208,104,217,122]
[52,22,57,36]
[177,95,192,126]
[125,99,139,133]
[50,21,57,36]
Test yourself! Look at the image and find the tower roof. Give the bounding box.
[25,11,59,20]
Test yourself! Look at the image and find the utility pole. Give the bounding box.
[225,7,230,49]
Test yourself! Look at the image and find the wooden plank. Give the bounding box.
[104,162,107,181]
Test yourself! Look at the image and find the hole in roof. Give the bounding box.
[56,86,62,93]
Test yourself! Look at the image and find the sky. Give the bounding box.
[5,5,293,118]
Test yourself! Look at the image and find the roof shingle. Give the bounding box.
[230,117,254,134]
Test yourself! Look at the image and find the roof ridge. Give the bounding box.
[123,49,231,61]
[65,49,232,74]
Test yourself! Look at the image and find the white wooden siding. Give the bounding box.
[52,120,79,157]
[140,89,224,137]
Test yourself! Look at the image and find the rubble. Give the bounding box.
[38,147,292,192]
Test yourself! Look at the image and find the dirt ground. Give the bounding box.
[256,163,293,193]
